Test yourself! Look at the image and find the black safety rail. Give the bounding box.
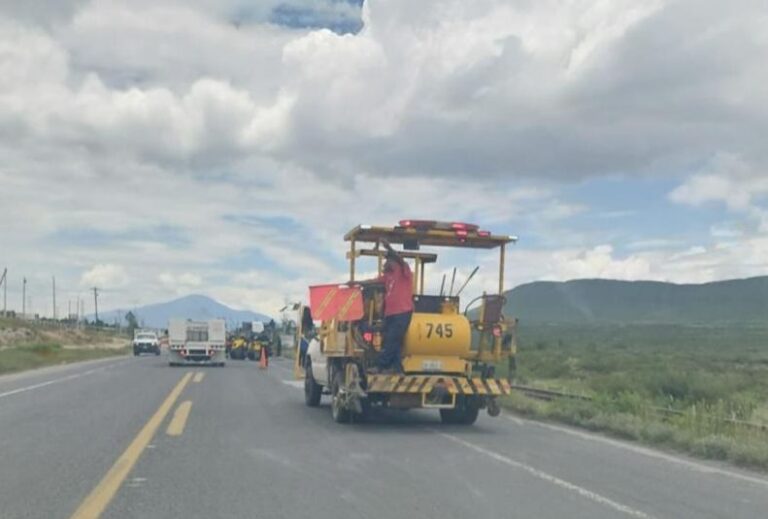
[511,383,768,432]
[510,383,591,401]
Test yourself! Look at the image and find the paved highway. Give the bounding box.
[1,355,767,519]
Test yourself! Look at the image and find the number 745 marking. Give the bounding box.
[425,322,453,339]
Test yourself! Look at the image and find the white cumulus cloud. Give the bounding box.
[80,263,129,288]
[2,0,767,315]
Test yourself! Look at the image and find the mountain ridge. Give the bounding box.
[503,275,768,324]
[94,294,272,329]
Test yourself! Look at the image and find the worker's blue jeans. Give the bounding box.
[377,311,412,370]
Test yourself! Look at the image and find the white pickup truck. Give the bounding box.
[133,330,160,356]
[168,319,226,367]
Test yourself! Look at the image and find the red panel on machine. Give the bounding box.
[309,284,364,321]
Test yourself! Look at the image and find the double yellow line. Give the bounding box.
[70,370,203,519]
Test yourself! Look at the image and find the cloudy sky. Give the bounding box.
[1,0,766,318]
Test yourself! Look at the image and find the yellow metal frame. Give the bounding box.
[345,224,516,297]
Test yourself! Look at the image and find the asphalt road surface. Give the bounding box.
[2,355,768,519]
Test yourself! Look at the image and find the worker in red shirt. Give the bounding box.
[358,240,414,373]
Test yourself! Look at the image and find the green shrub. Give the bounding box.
[728,440,768,469]
[28,343,62,357]
[638,422,678,445]
[691,435,734,460]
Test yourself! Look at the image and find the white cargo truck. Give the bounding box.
[168,319,226,366]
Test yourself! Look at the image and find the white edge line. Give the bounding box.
[279,375,768,489]
[281,376,651,518]
[438,431,655,519]
[0,361,123,400]
[506,415,768,489]
[0,355,128,383]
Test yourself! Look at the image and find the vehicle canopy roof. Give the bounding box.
[343,220,516,294]
[344,220,516,250]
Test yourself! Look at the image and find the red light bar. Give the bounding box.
[363,332,373,342]
[451,222,479,231]
[477,230,491,237]
[455,229,468,237]
[398,219,436,229]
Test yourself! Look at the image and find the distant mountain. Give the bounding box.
[95,294,272,329]
[504,276,768,325]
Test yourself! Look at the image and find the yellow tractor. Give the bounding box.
[246,336,267,361]
[229,335,248,360]
[297,220,518,424]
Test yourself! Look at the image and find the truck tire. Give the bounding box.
[459,405,480,425]
[357,397,372,423]
[304,359,322,407]
[330,371,351,424]
[440,399,480,425]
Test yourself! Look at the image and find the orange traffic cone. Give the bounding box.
[259,346,268,369]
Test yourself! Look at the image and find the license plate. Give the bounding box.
[422,360,442,371]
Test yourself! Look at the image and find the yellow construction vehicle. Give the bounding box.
[297,220,518,424]
[229,335,249,360]
[246,336,267,361]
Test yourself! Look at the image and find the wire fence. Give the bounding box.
[511,383,768,433]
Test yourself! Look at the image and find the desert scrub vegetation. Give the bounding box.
[0,317,129,374]
[501,323,768,471]
[0,342,130,375]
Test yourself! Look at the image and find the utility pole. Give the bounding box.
[1,268,6,316]
[93,287,99,325]
[52,276,57,320]
[22,277,27,317]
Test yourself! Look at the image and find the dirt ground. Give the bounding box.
[0,327,34,346]
[60,337,128,350]
[0,320,127,350]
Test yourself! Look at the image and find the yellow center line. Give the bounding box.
[69,372,193,519]
[193,372,204,383]
[166,400,193,436]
